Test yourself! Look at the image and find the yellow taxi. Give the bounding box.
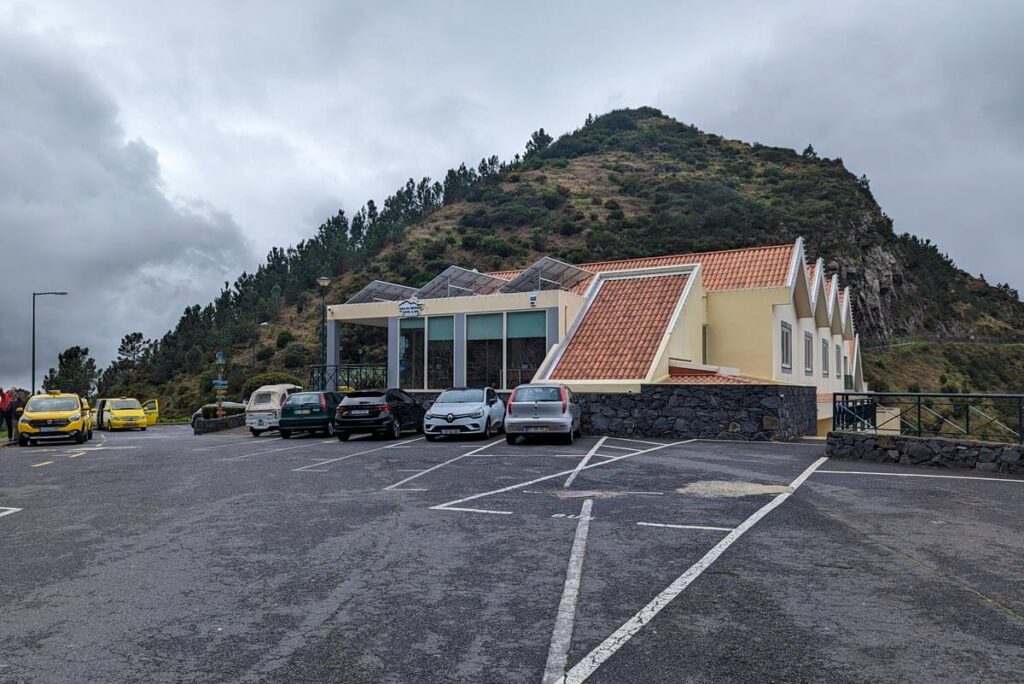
[17,390,92,446]
[96,397,153,431]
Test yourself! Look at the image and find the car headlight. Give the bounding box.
[19,416,30,424]
[69,413,81,422]
[470,408,485,418]
[425,412,435,420]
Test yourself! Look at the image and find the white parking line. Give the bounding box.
[557,456,827,684]
[563,438,607,489]
[606,437,666,447]
[636,522,734,532]
[543,498,594,684]
[432,440,695,512]
[382,438,502,490]
[221,439,335,462]
[601,444,642,452]
[291,437,423,472]
[0,507,23,519]
[434,506,512,515]
[815,470,1024,484]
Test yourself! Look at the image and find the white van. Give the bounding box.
[245,383,302,436]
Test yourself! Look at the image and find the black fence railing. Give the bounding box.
[308,364,388,391]
[833,392,1024,444]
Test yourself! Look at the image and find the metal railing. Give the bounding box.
[833,392,1024,444]
[308,364,387,391]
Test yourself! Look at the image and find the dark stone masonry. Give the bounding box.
[827,431,1023,474]
[193,413,246,435]
[575,384,817,441]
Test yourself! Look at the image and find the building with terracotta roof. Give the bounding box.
[324,238,864,433]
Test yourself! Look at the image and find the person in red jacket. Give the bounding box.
[0,387,11,442]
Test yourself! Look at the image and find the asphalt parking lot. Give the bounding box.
[1,427,1022,683]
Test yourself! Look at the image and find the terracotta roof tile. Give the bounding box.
[659,372,768,385]
[550,274,689,380]
[487,270,520,281]
[578,243,795,291]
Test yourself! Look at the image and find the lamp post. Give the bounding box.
[317,277,331,367]
[251,321,269,369]
[32,291,68,394]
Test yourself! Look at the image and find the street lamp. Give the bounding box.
[251,321,269,369]
[32,291,68,394]
[316,276,331,367]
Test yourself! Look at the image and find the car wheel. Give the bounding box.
[337,432,350,442]
[250,429,262,437]
[505,432,517,445]
[140,427,147,431]
[280,430,292,439]
[18,434,28,447]
[74,432,85,445]
[425,434,437,442]
[482,419,491,439]
[390,420,402,440]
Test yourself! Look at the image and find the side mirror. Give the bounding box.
[15,407,23,416]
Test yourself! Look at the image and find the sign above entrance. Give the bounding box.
[398,296,424,318]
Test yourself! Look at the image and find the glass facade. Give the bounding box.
[467,314,503,388]
[427,316,455,389]
[399,318,424,389]
[505,311,547,389]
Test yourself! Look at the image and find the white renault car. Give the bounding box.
[424,387,505,440]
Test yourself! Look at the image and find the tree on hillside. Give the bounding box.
[118,332,152,368]
[525,128,553,157]
[41,346,97,397]
[802,144,818,159]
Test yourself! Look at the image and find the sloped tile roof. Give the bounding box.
[659,372,768,385]
[550,274,689,380]
[487,243,796,293]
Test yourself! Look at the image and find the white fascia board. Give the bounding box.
[786,237,805,291]
[644,264,701,383]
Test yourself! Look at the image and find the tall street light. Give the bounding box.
[251,321,269,369]
[32,291,68,394]
[317,277,331,368]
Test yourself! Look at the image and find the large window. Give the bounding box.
[781,322,792,372]
[804,332,814,375]
[822,338,830,377]
[505,311,546,389]
[467,314,503,389]
[399,319,424,390]
[427,316,455,389]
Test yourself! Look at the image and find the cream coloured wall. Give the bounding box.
[651,272,707,381]
[707,287,790,380]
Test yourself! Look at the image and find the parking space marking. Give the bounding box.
[30,461,53,468]
[558,456,827,684]
[220,439,336,462]
[434,506,513,515]
[601,444,642,452]
[432,440,694,513]
[636,522,734,532]
[543,498,594,684]
[67,451,85,459]
[815,470,1024,484]
[0,507,23,518]
[563,438,607,489]
[292,437,423,472]
[382,438,502,490]
[605,437,666,447]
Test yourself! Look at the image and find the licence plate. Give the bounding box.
[440,428,460,435]
[295,409,311,415]
[523,426,549,433]
[351,410,370,415]
[40,426,58,433]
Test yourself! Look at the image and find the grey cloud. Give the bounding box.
[0,28,253,389]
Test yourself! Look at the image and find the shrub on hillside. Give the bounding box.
[242,372,303,399]
[256,346,275,362]
[276,331,295,349]
[281,343,315,369]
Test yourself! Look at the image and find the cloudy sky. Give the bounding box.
[1,0,1021,389]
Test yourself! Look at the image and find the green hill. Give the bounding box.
[96,107,1024,416]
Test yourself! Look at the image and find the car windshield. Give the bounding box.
[112,399,142,410]
[26,397,79,412]
[514,386,561,402]
[251,392,274,406]
[286,393,321,406]
[342,392,385,404]
[437,389,484,403]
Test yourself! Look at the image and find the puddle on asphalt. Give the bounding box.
[676,480,792,498]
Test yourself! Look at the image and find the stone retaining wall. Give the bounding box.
[193,413,246,435]
[826,431,1023,473]
[576,384,817,441]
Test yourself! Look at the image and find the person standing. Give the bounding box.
[0,387,11,442]
[7,390,25,443]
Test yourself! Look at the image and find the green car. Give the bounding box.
[279,391,347,438]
